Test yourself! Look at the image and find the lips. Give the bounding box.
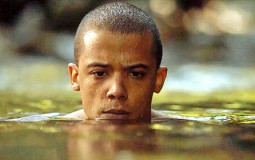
[103,109,130,114]
[100,109,130,120]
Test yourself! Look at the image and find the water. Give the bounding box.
[0,91,255,160]
[0,56,255,160]
[0,118,254,160]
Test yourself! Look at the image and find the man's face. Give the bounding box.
[69,30,167,122]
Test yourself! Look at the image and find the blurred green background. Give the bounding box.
[1,0,255,93]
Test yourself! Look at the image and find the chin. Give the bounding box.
[99,113,131,120]
[94,113,151,123]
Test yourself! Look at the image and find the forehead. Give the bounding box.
[78,30,155,66]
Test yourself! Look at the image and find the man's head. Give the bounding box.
[68,2,167,122]
[74,2,162,68]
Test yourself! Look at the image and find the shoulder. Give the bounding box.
[63,109,87,120]
[64,109,169,120]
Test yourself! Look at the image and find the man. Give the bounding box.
[65,2,167,122]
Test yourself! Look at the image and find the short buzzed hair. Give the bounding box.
[74,2,162,68]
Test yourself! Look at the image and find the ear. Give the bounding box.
[154,67,168,93]
[68,63,80,91]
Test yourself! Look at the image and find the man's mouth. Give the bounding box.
[103,109,130,114]
[100,109,131,120]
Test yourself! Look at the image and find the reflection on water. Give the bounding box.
[0,118,254,160]
[0,95,255,160]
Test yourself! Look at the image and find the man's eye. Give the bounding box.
[129,72,144,79]
[92,71,108,77]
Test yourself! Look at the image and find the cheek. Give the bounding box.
[128,81,154,104]
[80,79,107,106]
[80,82,105,103]
[81,86,103,118]
[135,77,156,94]
[80,76,101,93]
[79,80,98,107]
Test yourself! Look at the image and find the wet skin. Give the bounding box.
[68,30,167,122]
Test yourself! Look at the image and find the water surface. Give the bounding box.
[0,91,255,160]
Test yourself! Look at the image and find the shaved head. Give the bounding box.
[74,2,162,67]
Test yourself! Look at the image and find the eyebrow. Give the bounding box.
[87,62,110,68]
[86,62,149,69]
[124,64,149,70]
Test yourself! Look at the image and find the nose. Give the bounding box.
[107,77,127,100]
